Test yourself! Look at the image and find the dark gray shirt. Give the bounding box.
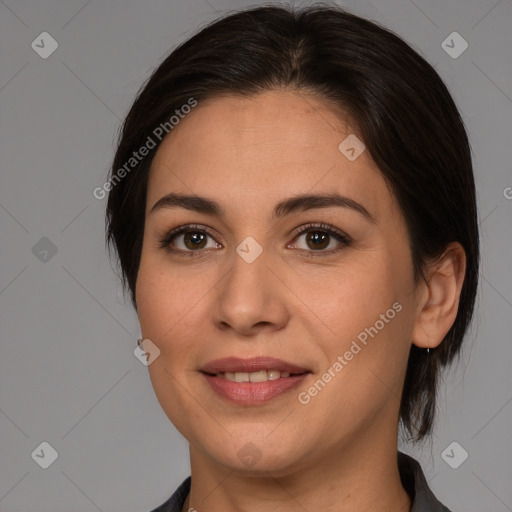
[148,451,452,512]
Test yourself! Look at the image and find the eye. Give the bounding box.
[159,224,221,256]
[159,222,351,257]
[288,222,351,255]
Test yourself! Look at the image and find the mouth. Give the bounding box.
[201,356,310,375]
[203,369,308,382]
[200,357,312,405]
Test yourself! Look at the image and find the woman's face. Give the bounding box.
[136,90,421,474]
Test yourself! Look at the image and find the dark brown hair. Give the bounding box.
[105,3,479,443]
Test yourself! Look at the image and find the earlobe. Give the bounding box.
[411,242,466,349]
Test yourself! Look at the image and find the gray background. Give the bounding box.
[0,0,511,510]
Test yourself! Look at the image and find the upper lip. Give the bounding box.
[201,357,310,375]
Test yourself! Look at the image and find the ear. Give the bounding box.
[412,242,467,349]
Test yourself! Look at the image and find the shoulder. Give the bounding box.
[398,451,453,512]
[147,476,191,512]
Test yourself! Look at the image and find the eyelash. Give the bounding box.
[158,222,352,258]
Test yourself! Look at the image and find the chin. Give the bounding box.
[200,435,308,475]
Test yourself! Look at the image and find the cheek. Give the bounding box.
[136,259,166,340]
[135,255,200,433]
[294,246,414,396]
[136,248,181,351]
[135,250,213,360]
[291,253,402,343]
[136,245,177,321]
[314,254,414,399]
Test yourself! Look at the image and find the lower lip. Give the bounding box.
[202,373,310,405]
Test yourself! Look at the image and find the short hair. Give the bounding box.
[105,3,479,443]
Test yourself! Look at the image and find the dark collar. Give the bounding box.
[397,451,452,512]
[149,451,452,512]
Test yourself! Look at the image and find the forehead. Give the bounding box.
[146,90,393,219]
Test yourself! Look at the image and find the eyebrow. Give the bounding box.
[150,192,375,223]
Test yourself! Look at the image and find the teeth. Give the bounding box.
[222,370,292,382]
[249,370,267,382]
[234,372,249,382]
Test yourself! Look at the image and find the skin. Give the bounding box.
[136,90,466,512]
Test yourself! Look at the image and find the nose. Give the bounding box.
[212,244,290,337]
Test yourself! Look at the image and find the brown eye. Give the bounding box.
[290,223,351,255]
[182,231,208,250]
[304,231,330,250]
[159,224,221,256]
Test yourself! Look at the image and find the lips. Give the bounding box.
[200,357,311,405]
[201,356,310,375]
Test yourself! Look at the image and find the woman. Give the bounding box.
[105,5,479,511]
